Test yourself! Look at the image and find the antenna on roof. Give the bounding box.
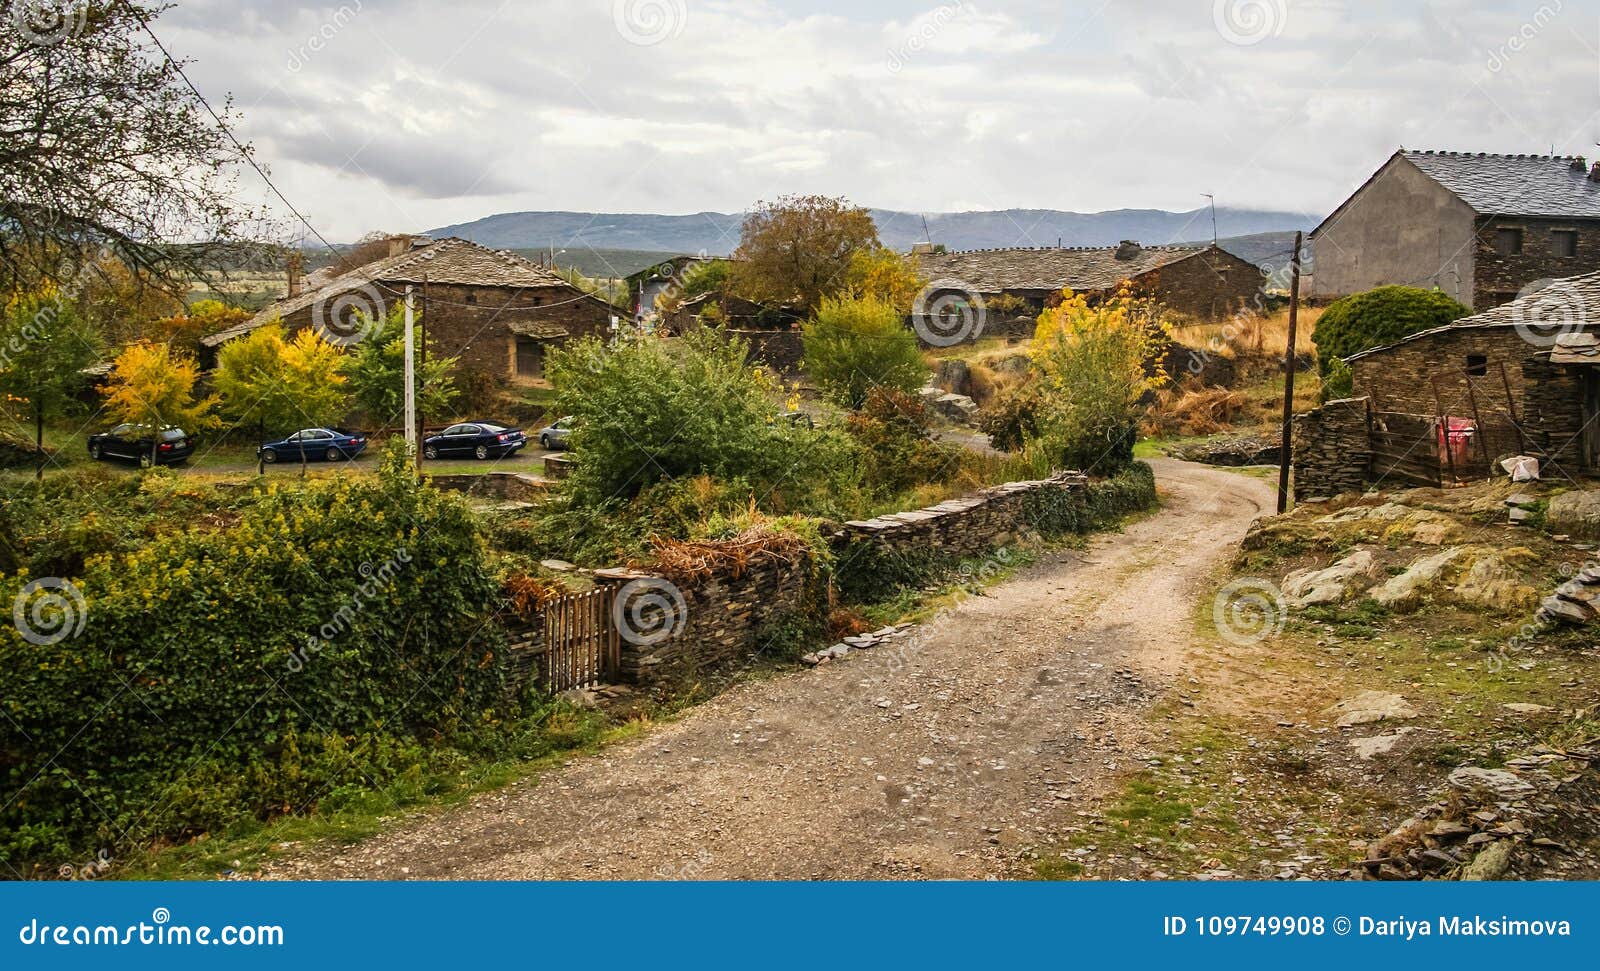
[920,214,932,245]
[1201,193,1218,246]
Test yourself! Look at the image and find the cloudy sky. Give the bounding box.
[158,0,1600,241]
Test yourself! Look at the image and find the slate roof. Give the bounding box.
[1346,269,1600,362]
[914,244,1213,294]
[202,237,578,348]
[1400,150,1600,219]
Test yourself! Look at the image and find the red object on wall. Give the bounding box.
[1438,417,1476,467]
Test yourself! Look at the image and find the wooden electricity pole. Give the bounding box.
[1276,231,1304,515]
[416,274,428,475]
[403,284,417,463]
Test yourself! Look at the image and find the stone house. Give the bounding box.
[1303,270,1600,488]
[201,236,616,386]
[625,254,708,324]
[913,241,1263,321]
[1310,149,1600,311]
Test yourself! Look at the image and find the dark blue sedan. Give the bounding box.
[258,428,368,464]
[422,421,527,460]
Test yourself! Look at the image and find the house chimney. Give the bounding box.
[1571,157,1587,173]
[387,234,413,258]
[286,251,304,298]
[1114,240,1142,261]
[1590,161,1600,184]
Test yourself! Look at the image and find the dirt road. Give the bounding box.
[262,459,1274,880]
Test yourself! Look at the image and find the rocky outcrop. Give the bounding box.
[1282,550,1378,607]
[1547,489,1600,539]
[1536,565,1600,625]
[1368,547,1469,610]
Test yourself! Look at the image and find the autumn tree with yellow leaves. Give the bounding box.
[100,343,219,467]
[1027,287,1169,473]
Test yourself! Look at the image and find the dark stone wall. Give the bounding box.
[1137,248,1266,321]
[728,328,805,373]
[1349,327,1537,417]
[1520,355,1587,474]
[1292,397,1372,501]
[1473,216,1600,310]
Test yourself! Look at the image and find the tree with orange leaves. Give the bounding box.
[99,343,218,467]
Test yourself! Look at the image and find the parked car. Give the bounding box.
[536,417,576,450]
[422,421,528,460]
[87,425,194,467]
[258,428,368,464]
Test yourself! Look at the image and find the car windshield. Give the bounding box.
[480,423,507,432]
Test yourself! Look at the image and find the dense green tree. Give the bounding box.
[0,287,104,478]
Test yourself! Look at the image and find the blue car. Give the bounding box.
[422,421,528,460]
[259,428,368,464]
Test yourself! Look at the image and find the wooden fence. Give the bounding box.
[540,587,620,693]
[1369,411,1442,488]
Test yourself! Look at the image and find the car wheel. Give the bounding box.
[89,443,102,460]
[540,435,551,449]
[138,453,153,469]
[423,445,439,460]
[474,445,490,460]
[261,448,278,464]
[325,447,341,462]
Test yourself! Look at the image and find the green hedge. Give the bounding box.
[0,462,512,871]
[1311,285,1470,373]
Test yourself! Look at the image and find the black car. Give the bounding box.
[422,421,528,460]
[259,428,368,464]
[87,425,194,467]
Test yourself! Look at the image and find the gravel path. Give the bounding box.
[261,459,1274,880]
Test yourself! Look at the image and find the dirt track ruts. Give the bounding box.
[260,459,1274,880]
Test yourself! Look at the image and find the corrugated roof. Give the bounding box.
[914,244,1213,294]
[1346,269,1600,362]
[203,237,578,348]
[1401,150,1600,219]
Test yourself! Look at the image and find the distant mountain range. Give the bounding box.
[425,207,1318,261]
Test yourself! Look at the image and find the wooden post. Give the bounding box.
[1499,362,1528,454]
[415,275,428,475]
[1462,371,1491,468]
[402,284,416,460]
[1275,231,1304,514]
[1432,376,1457,485]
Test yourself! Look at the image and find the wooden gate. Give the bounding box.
[541,587,620,692]
[1369,412,1442,488]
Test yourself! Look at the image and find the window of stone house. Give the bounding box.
[1552,230,1578,258]
[464,293,477,304]
[515,337,545,378]
[1492,227,1523,256]
[1465,353,1488,377]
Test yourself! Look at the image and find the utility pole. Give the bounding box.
[403,284,417,461]
[1276,231,1304,514]
[416,274,428,475]
[1201,193,1218,245]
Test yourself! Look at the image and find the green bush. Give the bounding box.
[0,447,511,870]
[978,383,1044,453]
[1311,286,1469,373]
[1320,357,1354,403]
[803,294,929,409]
[547,327,797,507]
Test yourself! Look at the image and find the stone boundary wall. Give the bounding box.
[573,472,1092,687]
[1292,397,1373,501]
[833,471,1089,560]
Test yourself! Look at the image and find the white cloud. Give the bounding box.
[154,0,1600,240]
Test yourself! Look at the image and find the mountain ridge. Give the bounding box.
[425,206,1318,257]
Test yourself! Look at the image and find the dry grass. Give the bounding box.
[1144,381,1250,437]
[1170,306,1324,362]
